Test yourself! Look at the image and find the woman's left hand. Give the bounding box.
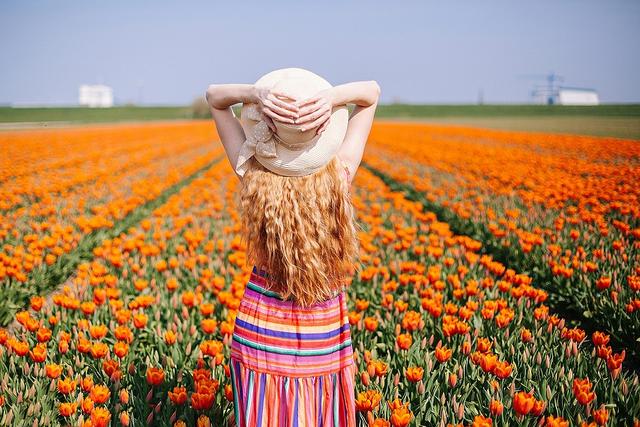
[294,88,334,135]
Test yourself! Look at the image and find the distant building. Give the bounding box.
[532,85,599,105]
[79,84,113,107]
[557,87,600,105]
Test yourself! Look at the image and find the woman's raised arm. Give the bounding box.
[293,80,380,184]
[333,81,380,184]
[205,84,255,181]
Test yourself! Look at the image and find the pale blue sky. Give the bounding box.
[1,0,639,105]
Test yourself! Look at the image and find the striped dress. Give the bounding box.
[230,265,357,427]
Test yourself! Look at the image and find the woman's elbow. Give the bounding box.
[371,81,381,96]
[205,84,218,105]
[369,81,381,104]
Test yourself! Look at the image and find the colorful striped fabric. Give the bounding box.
[230,265,357,427]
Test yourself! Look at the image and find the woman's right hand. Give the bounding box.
[253,85,300,132]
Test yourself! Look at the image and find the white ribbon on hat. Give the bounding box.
[235,104,279,177]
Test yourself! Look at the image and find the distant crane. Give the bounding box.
[518,72,564,104]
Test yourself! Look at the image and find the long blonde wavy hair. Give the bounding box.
[238,155,360,306]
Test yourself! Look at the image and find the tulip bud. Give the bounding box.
[367,364,376,378]
[120,411,130,426]
[361,371,370,387]
[449,373,457,388]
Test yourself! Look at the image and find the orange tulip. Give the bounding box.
[114,341,129,358]
[58,402,77,417]
[169,386,188,405]
[513,391,535,416]
[489,400,503,416]
[90,385,111,404]
[493,360,513,379]
[471,415,492,427]
[46,364,63,379]
[201,318,218,334]
[476,337,492,353]
[390,405,412,427]
[545,416,569,427]
[146,367,165,386]
[592,405,609,425]
[573,378,596,405]
[90,406,112,427]
[57,377,76,395]
[355,390,382,411]
[405,366,423,383]
[435,346,452,363]
[396,333,412,350]
[364,316,378,332]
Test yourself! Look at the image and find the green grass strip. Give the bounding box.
[0,155,223,327]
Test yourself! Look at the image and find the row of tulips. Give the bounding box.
[1,122,216,211]
[362,121,639,361]
[1,136,639,426]
[347,163,638,425]
[1,159,236,426]
[0,122,222,324]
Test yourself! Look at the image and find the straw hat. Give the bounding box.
[235,67,349,177]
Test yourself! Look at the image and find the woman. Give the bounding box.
[206,67,380,427]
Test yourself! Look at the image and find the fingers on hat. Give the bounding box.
[263,107,296,124]
[272,90,299,103]
[266,98,299,117]
[296,103,328,124]
[301,111,331,132]
[295,96,320,108]
[316,118,330,135]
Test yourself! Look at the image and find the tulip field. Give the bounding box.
[0,120,639,426]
